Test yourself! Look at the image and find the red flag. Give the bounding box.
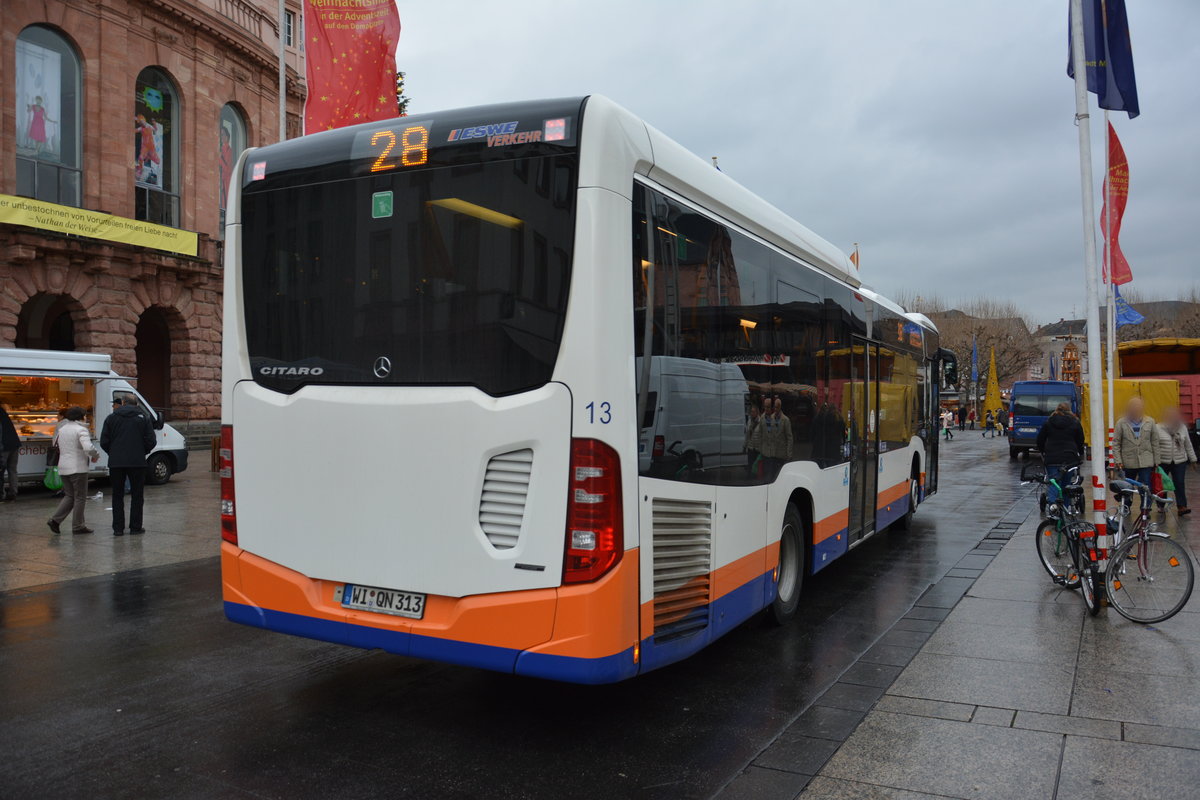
[1100,122,1132,285]
[304,0,400,133]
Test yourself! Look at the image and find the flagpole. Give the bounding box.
[1069,0,1108,543]
[278,0,287,142]
[1104,112,1117,471]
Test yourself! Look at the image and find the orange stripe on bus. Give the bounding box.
[876,480,909,510]
[814,509,848,543]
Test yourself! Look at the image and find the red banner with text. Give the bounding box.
[304,0,400,133]
[1100,122,1133,285]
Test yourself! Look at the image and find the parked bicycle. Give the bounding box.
[1105,478,1195,624]
[1024,463,1101,614]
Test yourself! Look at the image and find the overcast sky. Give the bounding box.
[397,1,1199,323]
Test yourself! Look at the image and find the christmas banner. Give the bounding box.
[1100,122,1133,285]
[304,0,400,132]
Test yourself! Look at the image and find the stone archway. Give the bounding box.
[15,292,86,350]
[135,307,173,410]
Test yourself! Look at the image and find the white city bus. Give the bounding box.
[220,96,954,683]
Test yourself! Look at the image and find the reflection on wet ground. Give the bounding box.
[1,436,1038,798]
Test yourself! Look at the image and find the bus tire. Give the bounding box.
[895,476,918,531]
[770,504,804,625]
[1009,446,1019,459]
[146,453,173,485]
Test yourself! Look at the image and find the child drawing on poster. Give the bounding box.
[26,95,57,156]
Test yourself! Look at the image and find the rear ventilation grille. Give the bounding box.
[652,498,713,641]
[479,449,533,550]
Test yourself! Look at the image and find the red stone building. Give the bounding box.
[1,0,306,421]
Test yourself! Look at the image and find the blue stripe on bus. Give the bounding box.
[227,568,780,684]
[811,529,849,574]
[876,494,910,531]
[638,568,774,673]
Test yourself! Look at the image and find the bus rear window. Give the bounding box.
[240,154,578,395]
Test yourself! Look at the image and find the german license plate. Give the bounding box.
[340,584,426,619]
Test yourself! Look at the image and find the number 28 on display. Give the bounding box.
[368,125,429,172]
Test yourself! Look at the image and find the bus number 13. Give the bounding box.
[586,402,612,424]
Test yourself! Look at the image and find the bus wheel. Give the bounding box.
[146,453,173,485]
[1009,446,1019,459]
[770,505,804,625]
[895,477,918,531]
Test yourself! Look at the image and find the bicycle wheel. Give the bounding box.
[1066,528,1101,616]
[1035,519,1080,589]
[1106,534,1196,624]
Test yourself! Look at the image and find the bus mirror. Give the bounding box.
[938,349,958,387]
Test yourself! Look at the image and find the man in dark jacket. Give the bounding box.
[1036,403,1085,505]
[0,404,20,501]
[100,397,156,534]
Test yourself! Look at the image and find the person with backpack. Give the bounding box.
[1036,403,1084,505]
[998,407,1009,438]
[99,396,156,535]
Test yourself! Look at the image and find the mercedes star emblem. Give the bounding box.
[373,356,392,379]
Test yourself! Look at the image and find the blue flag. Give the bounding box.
[1049,353,1057,380]
[971,335,979,382]
[1114,285,1144,327]
[1068,0,1140,119]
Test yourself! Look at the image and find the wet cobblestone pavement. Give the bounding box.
[3,435,1191,798]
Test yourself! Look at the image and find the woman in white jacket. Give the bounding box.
[1157,406,1198,516]
[47,406,98,534]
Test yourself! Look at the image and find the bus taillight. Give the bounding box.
[564,438,623,584]
[220,425,237,545]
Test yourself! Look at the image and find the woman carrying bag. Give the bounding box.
[1157,406,1198,516]
[47,407,99,534]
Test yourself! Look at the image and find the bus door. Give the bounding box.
[848,339,879,543]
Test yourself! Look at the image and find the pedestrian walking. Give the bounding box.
[99,396,156,535]
[941,409,954,440]
[957,406,967,431]
[0,403,19,502]
[998,407,1009,438]
[983,410,996,438]
[1113,397,1159,486]
[1156,406,1197,515]
[1036,403,1084,506]
[744,400,762,475]
[967,408,976,430]
[46,407,99,534]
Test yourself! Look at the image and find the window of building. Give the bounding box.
[219,104,248,231]
[134,67,180,227]
[15,25,82,207]
[284,10,296,47]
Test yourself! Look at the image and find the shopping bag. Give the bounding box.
[1158,466,1176,493]
[43,466,63,491]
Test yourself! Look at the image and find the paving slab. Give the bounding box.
[872,695,974,722]
[815,682,886,713]
[1056,736,1200,800]
[1071,666,1200,729]
[802,776,953,799]
[714,767,812,800]
[785,706,866,742]
[969,706,1015,727]
[838,662,903,689]
[920,620,1079,667]
[1122,721,1200,750]
[819,711,1060,800]
[755,735,841,775]
[858,643,918,667]
[1012,710,1121,740]
[888,651,1074,714]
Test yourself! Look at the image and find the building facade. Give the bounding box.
[1,0,305,420]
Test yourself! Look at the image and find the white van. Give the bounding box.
[636,356,749,477]
[0,348,190,485]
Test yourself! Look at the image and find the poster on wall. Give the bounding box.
[134,84,167,187]
[15,39,62,161]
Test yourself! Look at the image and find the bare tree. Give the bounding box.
[1115,285,1200,341]
[900,295,1041,391]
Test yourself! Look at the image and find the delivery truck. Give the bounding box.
[0,348,189,485]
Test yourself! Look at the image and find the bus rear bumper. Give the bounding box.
[221,543,640,684]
